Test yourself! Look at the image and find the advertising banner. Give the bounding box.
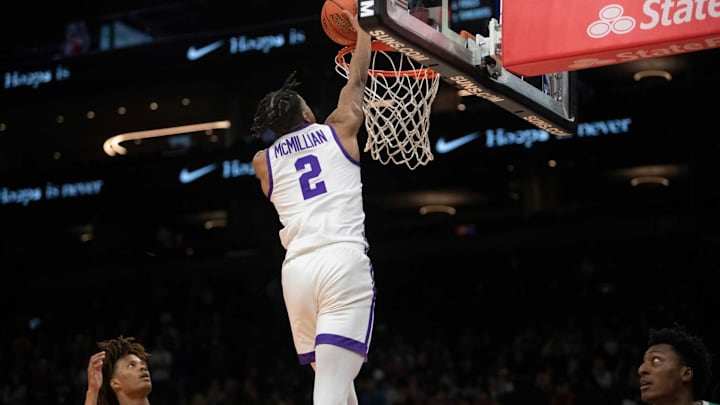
[502,0,720,76]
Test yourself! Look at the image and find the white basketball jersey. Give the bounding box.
[266,123,368,260]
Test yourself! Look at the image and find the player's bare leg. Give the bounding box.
[312,344,364,404]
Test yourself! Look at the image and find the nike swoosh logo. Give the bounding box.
[186,40,225,61]
[435,132,480,153]
[179,164,218,184]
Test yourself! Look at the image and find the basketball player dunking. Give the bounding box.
[250,9,375,405]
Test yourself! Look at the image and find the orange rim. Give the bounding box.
[336,40,439,79]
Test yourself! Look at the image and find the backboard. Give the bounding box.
[357,0,578,136]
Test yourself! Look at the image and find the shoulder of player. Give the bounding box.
[324,116,356,139]
[252,149,267,165]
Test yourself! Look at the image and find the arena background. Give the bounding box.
[1,1,718,403]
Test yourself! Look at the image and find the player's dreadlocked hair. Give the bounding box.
[648,324,713,399]
[97,335,151,405]
[250,71,304,138]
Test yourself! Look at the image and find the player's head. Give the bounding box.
[638,324,712,402]
[97,335,152,405]
[251,70,316,138]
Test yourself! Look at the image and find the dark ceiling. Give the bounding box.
[0,0,313,62]
[1,0,719,262]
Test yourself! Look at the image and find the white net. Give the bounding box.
[335,41,440,170]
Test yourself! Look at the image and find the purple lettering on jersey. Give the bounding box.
[273,129,329,157]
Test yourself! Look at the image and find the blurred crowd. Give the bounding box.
[1,239,718,405]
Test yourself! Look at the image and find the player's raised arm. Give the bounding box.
[325,10,371,139]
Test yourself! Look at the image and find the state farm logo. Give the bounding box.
[586,0,720,39]
[587,5,635,38]
[568,0,720,69]
[500,0,720,76]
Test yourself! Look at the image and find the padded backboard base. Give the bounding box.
[358,0,577,135]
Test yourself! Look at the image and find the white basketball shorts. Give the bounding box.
[281,242,376,365]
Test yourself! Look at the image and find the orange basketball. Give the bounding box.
[321,0,358,46]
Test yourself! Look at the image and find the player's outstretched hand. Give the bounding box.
[87,351,106,393]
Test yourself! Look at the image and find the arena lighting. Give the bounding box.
[419,204,457,215]
[103,120,231,156]
[633,69,672,82]
[630,176,670,187]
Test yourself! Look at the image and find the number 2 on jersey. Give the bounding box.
[295,155,327,200]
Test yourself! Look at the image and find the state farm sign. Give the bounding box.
[502,0,720,76]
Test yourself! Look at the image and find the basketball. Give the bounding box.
[321,0,358,46]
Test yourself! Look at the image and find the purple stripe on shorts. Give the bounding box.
[316,333,368,358]
[298,351,315,365]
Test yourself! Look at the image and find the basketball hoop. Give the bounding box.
[335,40,440,170]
